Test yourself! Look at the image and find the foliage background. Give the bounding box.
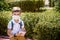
[0,0,60,40]
[0,10,60,40]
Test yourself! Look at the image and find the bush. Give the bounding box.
[0,11,11,35]
[55,0,60,12]
[0,0,10,11]
[9,1,44,12]
[0,10,60,40]
[49,0,55,7]
[22,13,40,38]
[0,16,8,35]
[22,10,60,40]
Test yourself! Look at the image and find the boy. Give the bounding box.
[7,7,26,40]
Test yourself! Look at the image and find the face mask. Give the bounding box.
[12,15,20,20]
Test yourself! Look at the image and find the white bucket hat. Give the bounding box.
[12,7,21,11]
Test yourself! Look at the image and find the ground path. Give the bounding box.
[0,36,32,40]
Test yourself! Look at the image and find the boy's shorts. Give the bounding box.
[10,36,26,40]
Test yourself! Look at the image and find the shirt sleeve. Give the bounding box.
[7,21,12,30]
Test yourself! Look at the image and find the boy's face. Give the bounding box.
[12,12,20,16]
[12,11,21,23]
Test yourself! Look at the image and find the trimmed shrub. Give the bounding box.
[49,0,55,7]
[22,10,60,40]
[0,10,60,40]
[0,16,8,35]
[0,11,11,36]
[0,0,10,11]
[8,1,44,12]
[55,0,60,12]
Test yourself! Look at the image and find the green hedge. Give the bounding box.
[55,0,60,12]
[0,16,8,35]
[49,0,55,7]
[0,0,44,11]
[22,10,60,40]
[0,10,60,40]
[0,0,10,11]
[0,11,11,35]
[9,1,44,12]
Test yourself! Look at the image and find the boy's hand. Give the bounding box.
[15,33,21,36]
[7,29,14,38]
[16,33,24,36]
[9,34,14,38]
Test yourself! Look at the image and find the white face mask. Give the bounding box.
[12,15,20,20]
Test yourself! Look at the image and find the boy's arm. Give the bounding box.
[7,22,14,38]
[7,29,14,38]
[22,26,26,31]
[21,21,26,31]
